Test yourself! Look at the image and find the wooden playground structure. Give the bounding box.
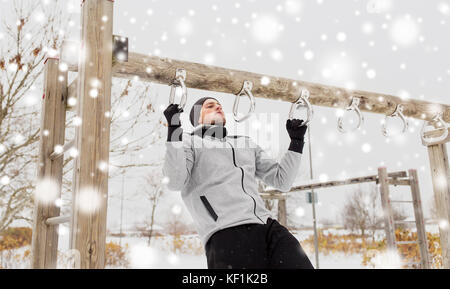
[261,168,431,268]
[32,0,450,268]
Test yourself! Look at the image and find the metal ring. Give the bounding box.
[233,81,255,123]
[382,104,409,137]
[337,97,364,133]
[169,68,187,110]
[420,112,448,145]
[288,89,313,126]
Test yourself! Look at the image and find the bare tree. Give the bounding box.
[0,0,166,232]
[138,169,164,246]
[341,184,408,241]
[164,214,191,236]
[0,0,68,232]
[341,185,383,240]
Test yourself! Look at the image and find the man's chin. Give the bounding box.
[211,115,225,125]
[211,119,226,126]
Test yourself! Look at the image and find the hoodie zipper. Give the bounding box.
[227,141,265,224]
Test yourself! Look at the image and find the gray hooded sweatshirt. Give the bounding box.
[162,124,302,248]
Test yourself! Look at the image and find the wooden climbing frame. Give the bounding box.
[262,168,431,268]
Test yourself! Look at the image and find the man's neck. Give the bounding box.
[192,124,228,139]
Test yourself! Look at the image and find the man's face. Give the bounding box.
[199,99,226,126]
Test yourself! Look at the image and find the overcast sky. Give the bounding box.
[4,0,449,232]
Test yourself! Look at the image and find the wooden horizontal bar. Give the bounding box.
[260,193,288,200]
[389,179,412,186]
[390,200,413,203]
[49,140,75,160]
[66,52,450,123]
[45,215,70,226]
[263,170,408,194]
[394,220,416,224]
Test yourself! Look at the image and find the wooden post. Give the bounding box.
[408,169,431,269]
[70,0,114,269]
[31,58,68,268]
[278,198,287,227]
[378,167,396,251]
[425,142,450,268]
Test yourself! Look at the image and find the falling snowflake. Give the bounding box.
[260,76,270,86]
[366,69,377,79]
[251,14,282,44]
[171,204,182,215]
[390,16,420,46]
[129,243,156,268]
[270,49,283,61]
[76,187,102,214]
[35,178,59,205]
[362,143,372,153]
[371,249,402,269]
[304,50,314,61]
[336,32,347,42]
[295,206,305,217]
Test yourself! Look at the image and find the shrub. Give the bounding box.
[105,242,129,268]
[301,228,442,268]
[0,227,32,251]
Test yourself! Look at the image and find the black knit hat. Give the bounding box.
[189,97,219,127]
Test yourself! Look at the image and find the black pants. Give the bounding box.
[205,218,314,269]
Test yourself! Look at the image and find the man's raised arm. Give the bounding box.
[162,104,194,191]
[253,119,308,192]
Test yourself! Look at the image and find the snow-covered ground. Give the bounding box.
[105,233,368,269]
[104,237,367,269]
[4,225,441,268]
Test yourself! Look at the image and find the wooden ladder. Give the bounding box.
[378,167,431,269]
[30,57,82,269]
[31,0,114,269]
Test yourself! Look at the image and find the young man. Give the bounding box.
[163,97,313,269]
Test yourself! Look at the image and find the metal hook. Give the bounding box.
[288,89,313,126]
[233,81,255,123]
[420,112,448,145]
[169,68,187,110]
[337,97,364,133]
[382,104,409,137]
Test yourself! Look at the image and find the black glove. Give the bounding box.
[286,119,308,154]
[163,104,184,142]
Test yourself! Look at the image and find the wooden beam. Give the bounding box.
[31,58,67,269]
[263,171,407,194]
[66,52,449,123]
[260,193,288,200]
[378,167,396,251]
[426,142,450,268]
[70,0,113,269]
